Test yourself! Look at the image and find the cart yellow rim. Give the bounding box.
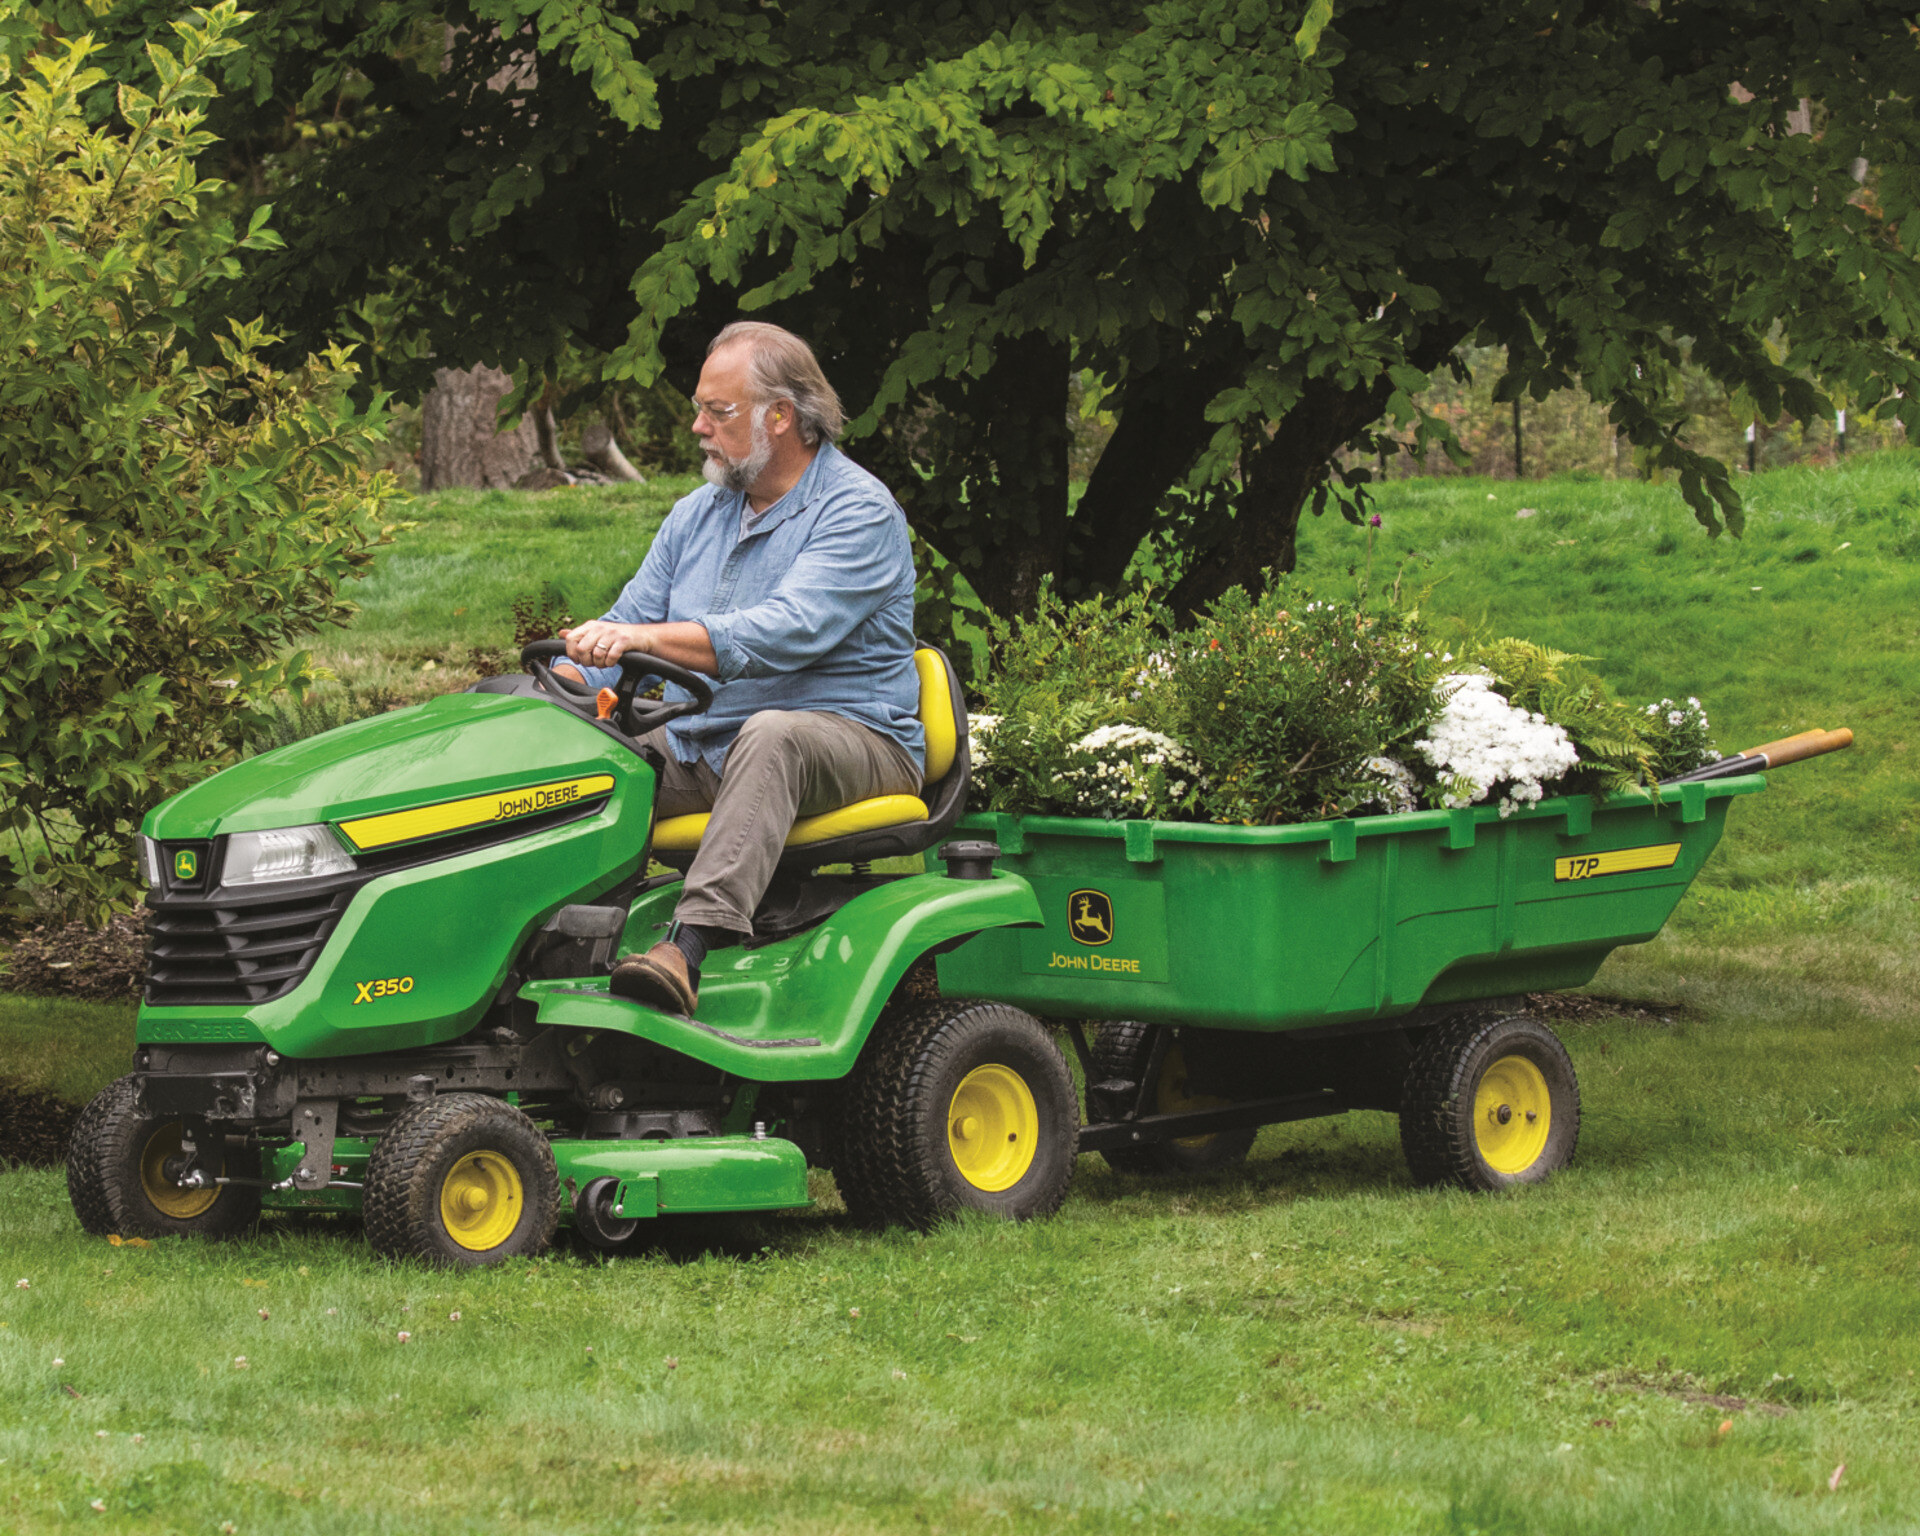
[139,1121,219,1220]
[948,1064,1039,1192]
[1156,1041,1232,1150]
[440,1151,524,1251]
[1473,1055,1552,1174]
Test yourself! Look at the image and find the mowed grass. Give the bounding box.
[309,478,690,698]
[4,451,1920,1533]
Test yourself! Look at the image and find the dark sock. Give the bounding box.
[667,921,731,979]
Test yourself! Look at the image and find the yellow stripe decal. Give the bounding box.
[1554,842,1683,882]
[338,774,615,852]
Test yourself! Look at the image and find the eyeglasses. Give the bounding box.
[690,396,750,425]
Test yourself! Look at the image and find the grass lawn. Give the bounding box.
[3,451,1918,1533]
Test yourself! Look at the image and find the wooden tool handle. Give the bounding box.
[1734,728,1825,761]
[1757,728,1853,768]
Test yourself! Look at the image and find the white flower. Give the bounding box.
[1356,756,1418,815]
[1414,674,1578,816]
[966,713,1000,769]
[1050,725,1204,820]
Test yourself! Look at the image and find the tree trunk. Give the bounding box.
[1164,376,1395,623]
[1069,349,1231,591]
[582,417,644,482]
[897,331,1074,621]
[417,365,538,491]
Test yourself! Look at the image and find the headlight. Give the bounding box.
[136,835,162,888]
[222,825,356,887]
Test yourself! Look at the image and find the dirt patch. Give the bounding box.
[2,913,143,1002]
[1593,1370,1794,1417]
[1526,991,1691,1026]
[0,1078,79,1168]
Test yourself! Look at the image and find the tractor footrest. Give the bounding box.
[551,1134,810,1219]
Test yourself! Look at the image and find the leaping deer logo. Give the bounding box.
[1068,890,1113,946]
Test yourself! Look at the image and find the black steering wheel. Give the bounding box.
[520,638,714,737]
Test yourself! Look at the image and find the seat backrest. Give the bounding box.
[914,647,959,786]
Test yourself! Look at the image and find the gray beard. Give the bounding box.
[701,406,774,495]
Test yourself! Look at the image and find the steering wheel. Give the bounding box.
[520,638,714,737]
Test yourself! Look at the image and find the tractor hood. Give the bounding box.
[144,693,642,841]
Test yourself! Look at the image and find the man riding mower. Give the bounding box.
[69,323,1068,1264]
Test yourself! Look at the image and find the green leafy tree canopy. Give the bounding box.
[65,0,1920,626]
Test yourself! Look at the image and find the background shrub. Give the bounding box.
[0,7,397,921]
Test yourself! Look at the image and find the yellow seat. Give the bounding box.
[651,648,961,857]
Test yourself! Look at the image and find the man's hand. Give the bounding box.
[559,620,720,677]
[562,620,652,672]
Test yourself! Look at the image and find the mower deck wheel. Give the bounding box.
[1090,1022,1257,1175]
[65,1075,262,1240]
[1399,1013,1580,1190]
[834,999,1077,1230]
[364,1093,558,1267]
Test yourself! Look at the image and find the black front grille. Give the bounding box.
[144,881,358,1007]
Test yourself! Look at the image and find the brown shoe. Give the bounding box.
[609,941,699,1016]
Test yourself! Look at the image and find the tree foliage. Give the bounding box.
[56,0,1920,629]
[0,3,398,920]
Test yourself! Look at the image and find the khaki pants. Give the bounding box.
[642,711,923,934]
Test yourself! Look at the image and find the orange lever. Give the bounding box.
[595,687,618,720]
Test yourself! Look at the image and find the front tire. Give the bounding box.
[835,1000,1078,1230]
[1399,1014,1580,1190]
[364,1094,559,1268]
[66,1075,262,1239]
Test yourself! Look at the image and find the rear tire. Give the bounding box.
[65,1075,262,1240]
[835,1000,1078,1230]
[1399,1014,1579,1190]
[1091,1022,1258,1175]
[364,1094,558,1268]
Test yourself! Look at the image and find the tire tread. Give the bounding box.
[837,999,1077,1230]
[363,1093,558,1266]
[1399,1012,1579,1190]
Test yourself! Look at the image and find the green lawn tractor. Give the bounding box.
[69,641,1068,1265]
[68,638,1820,1266]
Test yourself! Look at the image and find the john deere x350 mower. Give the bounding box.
[68,641,1071,1265]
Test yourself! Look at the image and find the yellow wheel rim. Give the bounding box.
[139,1122,219,1220]
[947,1064,1040,1192]
[1156,1042,1232,1150]
[1473,1055,1552,1175]
[440,1151,525,1252]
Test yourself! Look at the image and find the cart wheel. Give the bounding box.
[1090,1022,1257,1175]
[1399,1014,1580,1191]
[835,999,1078,1230]
[364,1093,558,1268]
[65,1075,262,1240]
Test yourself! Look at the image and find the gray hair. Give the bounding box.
[707,321,845,445]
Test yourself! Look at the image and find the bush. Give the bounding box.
[1165,587,1445,825]
[242,687,402,757]
[0,7,398,921]
[971,584,1720,827]
[973,584,1447,825]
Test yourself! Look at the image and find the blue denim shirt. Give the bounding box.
[574,443,925,776]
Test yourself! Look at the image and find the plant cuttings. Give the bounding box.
[969,585,1720,826]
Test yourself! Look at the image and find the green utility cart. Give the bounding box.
[67,638,1771,1266]
[932,778,1758,1184]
